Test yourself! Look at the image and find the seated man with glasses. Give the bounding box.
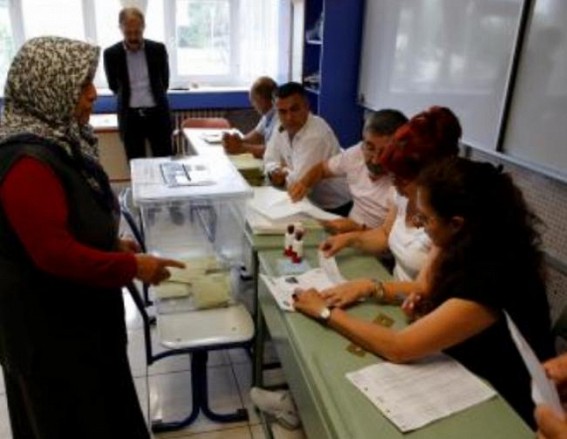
[288,109,407,234]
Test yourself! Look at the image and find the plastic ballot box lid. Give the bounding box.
[131,155,253,206]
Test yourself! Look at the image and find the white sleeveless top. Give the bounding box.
[387,190,432,281]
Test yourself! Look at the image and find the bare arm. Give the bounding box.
[320,204,398,257]
[288,161,333,202]
[382,246,439,299]
[294,291,497,363]
[222,130,266,159]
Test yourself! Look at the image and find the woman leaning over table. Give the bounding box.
[319,106,461,303]
[0,37,183,439]
[294,157,554,428]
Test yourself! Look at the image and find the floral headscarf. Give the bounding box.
[0,36,115,210]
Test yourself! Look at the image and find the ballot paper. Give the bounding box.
[248,186,340,222]
[346,354,497,432]
[505,313,564,418]
[245,207,322,235]
[260,251,345,311]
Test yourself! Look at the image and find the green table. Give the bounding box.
[245,223,325,385]
[256,248,534,439]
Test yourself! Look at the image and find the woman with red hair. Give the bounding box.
[319,106,461,301]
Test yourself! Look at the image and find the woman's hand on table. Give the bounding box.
[292,288,327,320]
[318,233,353,257]
[320,279,374,308]
[134,254,185,285]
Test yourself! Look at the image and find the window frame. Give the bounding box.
[1,0,288,91]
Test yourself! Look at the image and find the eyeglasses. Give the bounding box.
[362,144,384,157]
[412,212,433,228]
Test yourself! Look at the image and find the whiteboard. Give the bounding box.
[358,0,523,151]
[503,0,567,178]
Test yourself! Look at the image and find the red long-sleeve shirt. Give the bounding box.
[0,157,137,288]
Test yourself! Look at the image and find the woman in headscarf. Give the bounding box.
[0,37,183,439]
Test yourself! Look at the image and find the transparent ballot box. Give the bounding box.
[131,156,253,314]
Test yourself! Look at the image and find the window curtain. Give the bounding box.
[120,0,147,14]
[237,0,289,85]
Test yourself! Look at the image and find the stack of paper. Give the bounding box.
[246,208,321,235]
[260,251,345,311]
[246,187,340,234]
[346,353,496,432]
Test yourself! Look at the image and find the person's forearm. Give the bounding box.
[351,228,389,254]
[327,309,407,362]
[243,143,266,159]
[299,162,328,190]
[382,281,427,303]
[1,158,138,289]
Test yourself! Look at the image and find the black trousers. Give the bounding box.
[3,342,150,439]
[122,106,173,161]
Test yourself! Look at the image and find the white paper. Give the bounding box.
[505,313,564,418]
[245,207,321,235]
[346,354,496,432]
[260,257,344,311]
[318,250,345,284]
[247,187,341,222]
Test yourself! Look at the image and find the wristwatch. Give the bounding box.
[318,306,333,323]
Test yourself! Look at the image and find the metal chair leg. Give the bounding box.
[193,351,249,423]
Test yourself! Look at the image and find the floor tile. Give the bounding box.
[149,365,248,436]
[0,367,4,395]
[250,425,265,439]
[123,287,146,331]
[135,376,150,425]
[231,363,260,426]
[250,423,305,439]
[270,424,305,439]
[159,425,253,439]
[0,396,12,439]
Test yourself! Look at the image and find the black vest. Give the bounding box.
[0,141,126,373]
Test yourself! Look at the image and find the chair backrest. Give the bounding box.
[118,187,146,253]
[182,117,232,129]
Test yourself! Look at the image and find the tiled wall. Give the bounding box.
[467,148,567,329]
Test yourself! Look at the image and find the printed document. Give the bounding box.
[346,354,496,432]
[260,251,345,311]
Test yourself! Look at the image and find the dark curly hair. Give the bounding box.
[417,157,544,304]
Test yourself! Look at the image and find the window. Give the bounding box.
[0,0,289,93]
[0,0,15,88]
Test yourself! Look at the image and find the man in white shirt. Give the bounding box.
[222,76,278,159]
[264,82,352,215]
[288,109,408,233]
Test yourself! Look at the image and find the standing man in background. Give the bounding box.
[104,7,173,162]
[222,76,278,159]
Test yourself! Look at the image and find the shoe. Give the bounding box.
[250,387,300,429]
